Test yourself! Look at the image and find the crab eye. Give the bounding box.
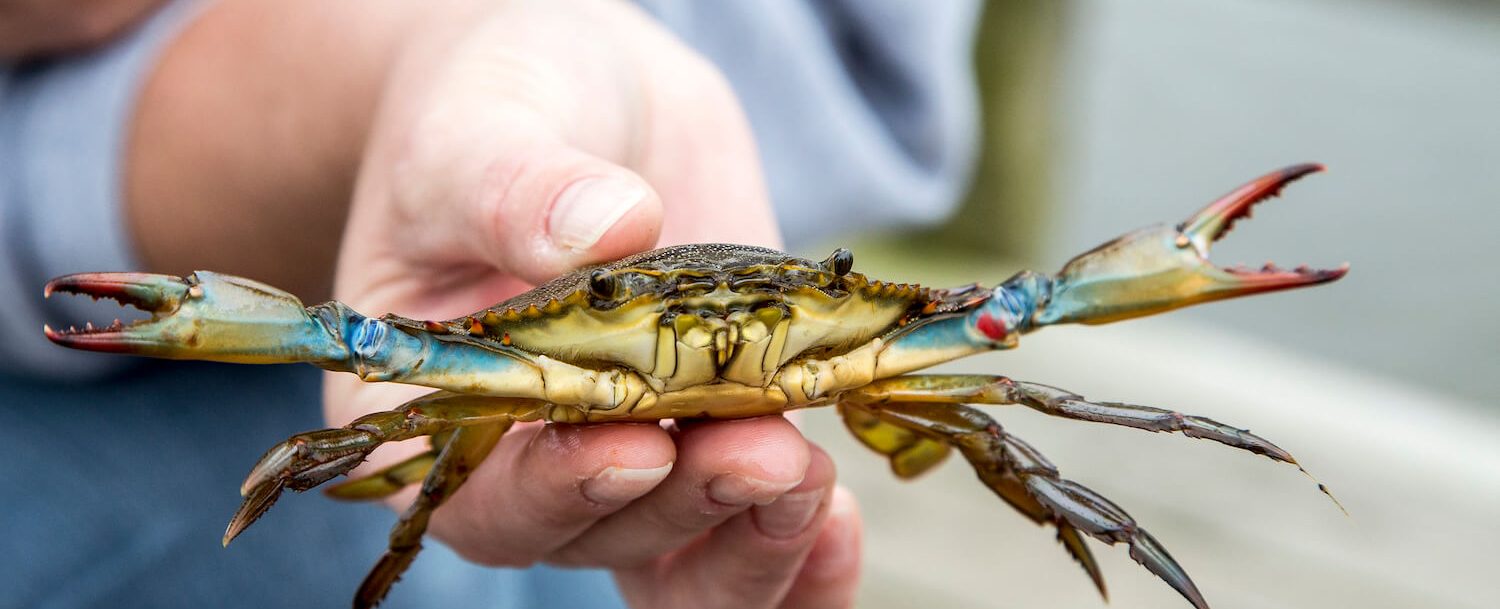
[588,270,620,300]
[825,248,854,276]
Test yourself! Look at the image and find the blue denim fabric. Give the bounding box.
[0,361,627,609]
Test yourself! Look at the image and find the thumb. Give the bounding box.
[360,88,665,287]
[467,141,664,285]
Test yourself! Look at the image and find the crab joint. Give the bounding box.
[346,316,427,382]
[535,356,649,413]
[777,339,881,403]
[964,277,1037,347]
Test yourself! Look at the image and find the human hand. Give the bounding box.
[326,1,861,607]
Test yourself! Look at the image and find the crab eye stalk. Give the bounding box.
[824,248,854,276]
[588,269,620,301]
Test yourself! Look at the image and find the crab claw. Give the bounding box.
[1034,164,1348,326]
[44,271,350,364]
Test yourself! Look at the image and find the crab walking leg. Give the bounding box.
[225,392,549,545]
[836,404,953,478]
[835,402,1108,597]
[848,375,1300,464]
[840,400,1210,609]
[355,422,506,609]
[324,430,455,501]
[325,452,439,501]
[846,374,1344,510]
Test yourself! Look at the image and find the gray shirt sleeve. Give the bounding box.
[0,0,980,377]
[638,0,983,247]
[0,0,203,378]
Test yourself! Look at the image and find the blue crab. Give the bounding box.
[45,165,1347,608]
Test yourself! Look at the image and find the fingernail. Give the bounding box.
[549,176,647,252]
[707,473,801,506]
[753,488,827,539]
[581,463,673,505]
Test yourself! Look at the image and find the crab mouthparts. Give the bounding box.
[1177,163,1349,286]
[42,272,188,348]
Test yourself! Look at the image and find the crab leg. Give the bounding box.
[836,402,1107,597]
[356,421,506,609]
[839,400,1208,609]
[845,374,1342,510]
[837,403,953,478]
[323,431,452,501]
[848,375,1300,465]
[225,392,548,546]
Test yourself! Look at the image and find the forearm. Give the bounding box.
[125,0,462,300]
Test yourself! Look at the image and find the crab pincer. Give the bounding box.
[1029,163,1348,326]
[44,271,352,364]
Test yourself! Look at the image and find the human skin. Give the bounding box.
[105,0,865,607]
[0,0,168,57]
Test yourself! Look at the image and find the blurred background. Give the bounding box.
[795,0,1500,607]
